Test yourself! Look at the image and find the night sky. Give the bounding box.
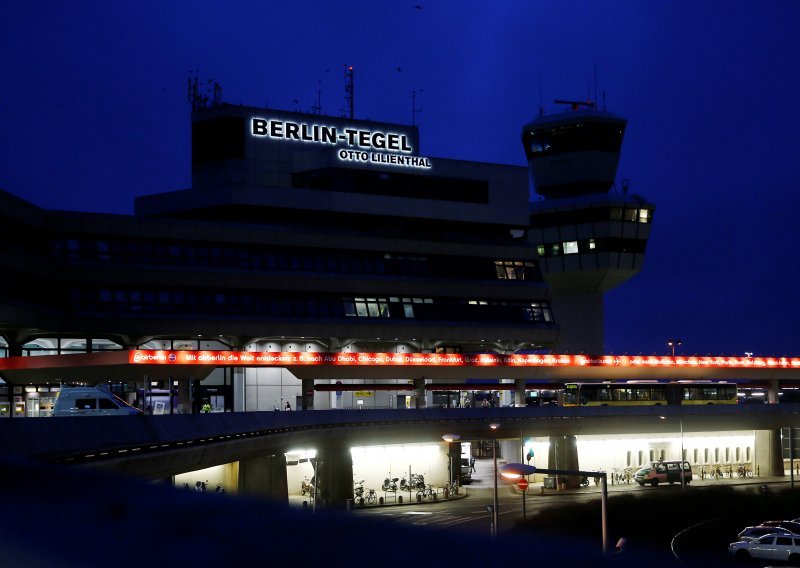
[2,2,799,357]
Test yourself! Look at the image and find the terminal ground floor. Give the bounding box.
[170,428,797,508]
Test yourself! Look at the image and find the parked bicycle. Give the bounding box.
[417,484,437,502]
[737,463,754,478]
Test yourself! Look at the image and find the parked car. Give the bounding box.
[728,533,800,563]
[633,460,692,486]
[760,520,800,533]
[737,525,794,541]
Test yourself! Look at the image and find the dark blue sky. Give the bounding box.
[2,2,799,356]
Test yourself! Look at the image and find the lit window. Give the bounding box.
[536,245,545,257]
[403,304,414,318]
[563,241,578,254]
[588,239,596,250]
[638,209,651,223]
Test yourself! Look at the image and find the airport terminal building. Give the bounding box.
[0,98,655,416]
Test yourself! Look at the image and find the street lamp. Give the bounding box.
[489,422,500,538]
[667,339,682,357]
[499,462,536,519]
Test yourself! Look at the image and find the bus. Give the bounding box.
[561,381,738,407]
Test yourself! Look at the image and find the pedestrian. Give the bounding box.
[285,401,291,411]
[470,457,476,472]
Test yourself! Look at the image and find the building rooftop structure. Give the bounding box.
[0,95,652,415]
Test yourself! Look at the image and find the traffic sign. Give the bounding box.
[517,478,529,491]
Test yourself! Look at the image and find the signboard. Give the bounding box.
[125,350,800,370]
[517,478,529,491]
[353,391,374,397]
[250,116,432,171]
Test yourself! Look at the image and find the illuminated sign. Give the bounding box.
[127,350,800,369]
[251,118,413,153]
[251,117,433,171]
[336,149,432,170]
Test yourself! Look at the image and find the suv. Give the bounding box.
[737,526,794,541]
[634,460,692,486]
[728,533,800,563]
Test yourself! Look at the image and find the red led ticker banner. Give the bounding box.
[128,351,800,369]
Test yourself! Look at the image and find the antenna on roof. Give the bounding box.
[539,75,543,116]
[344,65,354,119]
[187,70,222,110]
[311,80,322,115]
[412,89,422,126]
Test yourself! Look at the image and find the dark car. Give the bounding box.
[738,525,794,541]
[761,520,800,533]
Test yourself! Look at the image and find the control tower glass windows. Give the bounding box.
[531,206,654,227]
[524,121,624,160]
[536,237,647,257]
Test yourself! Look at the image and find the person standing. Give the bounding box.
[285,401,292,411]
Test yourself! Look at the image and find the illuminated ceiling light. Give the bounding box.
[489,423,500,430]
[442,434,461,443]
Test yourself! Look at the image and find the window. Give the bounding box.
[638,209,651,223]
[99,398,119,410]
[536,245,546,257]
[563,241,578,254]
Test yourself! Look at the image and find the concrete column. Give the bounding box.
[302,378,315,411]
[448,441,462,485]
[176,379,191,414]
[754,429,786,477]
[315,445,354,510]
[414,378,426,409]
[514,379,526,407]
[7,340,23,357]
[548,435,580,488]
[768,379,779,404]
[238,454,288,502]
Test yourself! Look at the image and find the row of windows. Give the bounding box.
[74,288,554,325]
[52,237,541,282]
[531,206,652,228]
[536,237,647,257]
[523,121,625,159]
[293,168,490,204]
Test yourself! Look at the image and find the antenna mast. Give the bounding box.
[344,65,354,119]
[311,80,322,115]
[412,90,422,126]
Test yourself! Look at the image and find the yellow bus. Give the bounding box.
[561,381,738,407]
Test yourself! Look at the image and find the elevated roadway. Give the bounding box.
[1,403,798,480]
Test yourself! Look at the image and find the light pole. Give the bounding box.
[499,462,535,520]
[667,338,682,357]
[503,463,609,554]
[490,422,500,538]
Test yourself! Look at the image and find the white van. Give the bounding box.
[54,386,142,417]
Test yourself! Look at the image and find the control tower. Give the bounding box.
[523,100,655,353]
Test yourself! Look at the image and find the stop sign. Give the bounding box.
[517,478,529,491]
